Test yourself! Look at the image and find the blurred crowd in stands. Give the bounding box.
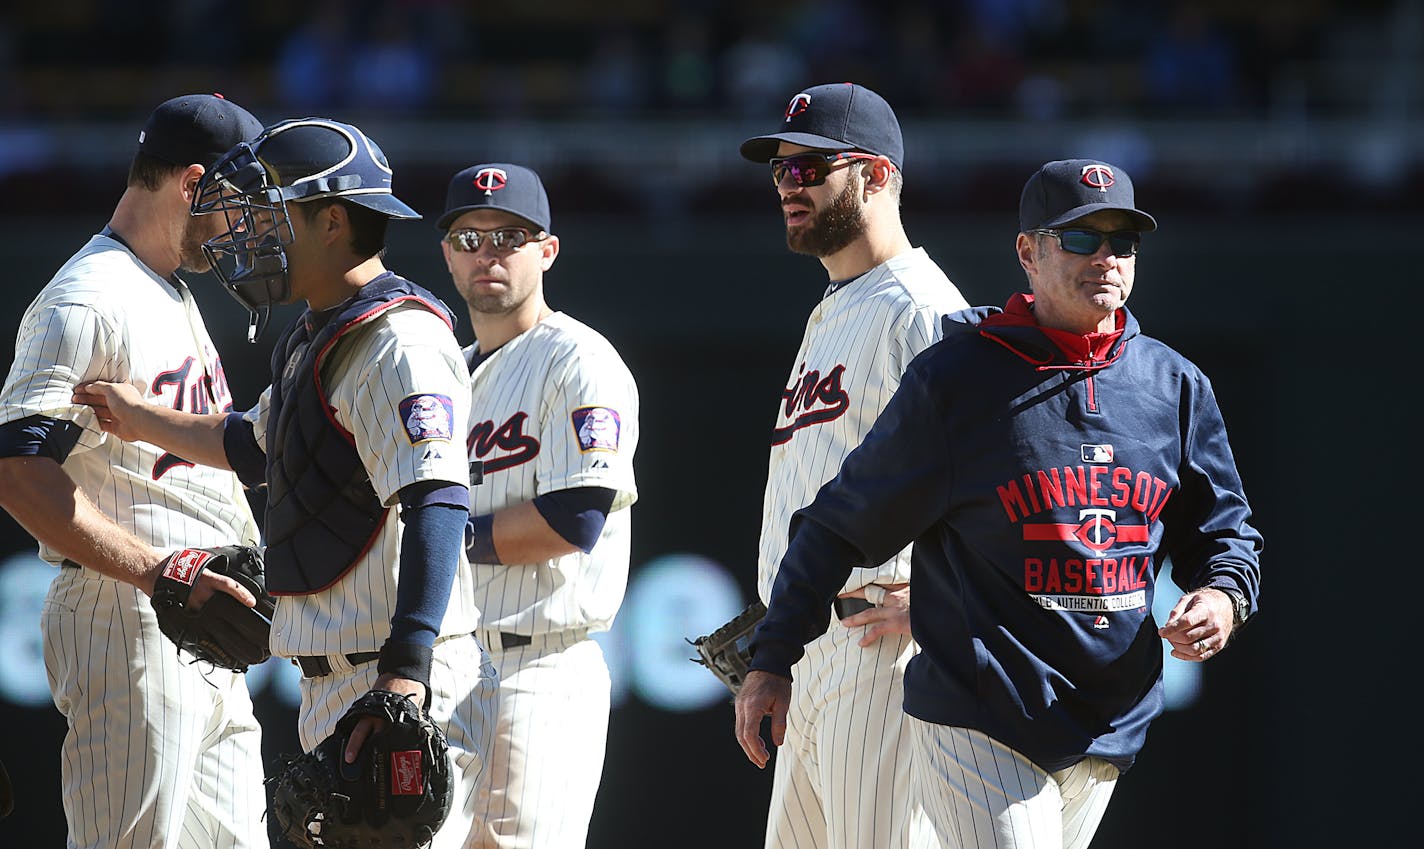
[0,0,1413,121]
[0,0,1417,218]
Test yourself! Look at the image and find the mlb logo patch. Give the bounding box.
[162,548,213,586]
[1081,444,1114,463]
[571,406,620,453]
[399,394,455,444]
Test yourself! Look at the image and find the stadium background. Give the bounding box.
[0,1,1413,845]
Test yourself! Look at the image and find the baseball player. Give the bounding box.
[436,163,638,849]
[735,83,969,849]
[0,94,268,848]
[74,118,499,849]
[736,159,1263,849]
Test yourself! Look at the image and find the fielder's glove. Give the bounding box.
[150,545,274,672]
[689,600,767,696]
[270,690,454,849]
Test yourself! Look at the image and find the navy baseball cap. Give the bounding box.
[1019,159,1157,232]
[739,82,904,171]
[436,163,551,232]
[138,93,262,168]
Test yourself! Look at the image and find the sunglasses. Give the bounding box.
[769,152,879,187]
[445,226,545,253]
[1033,228,1140,258]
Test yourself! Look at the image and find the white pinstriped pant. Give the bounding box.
[765,618,920,849]
[296,632,500,849]
[467,630,610,849]
[42,567,266,849]
[908,719,1119,849]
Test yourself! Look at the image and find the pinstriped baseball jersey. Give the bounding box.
[0,234,259,553]
[757,247,967,603]
[245,303,481,658]
[5,232,266,848]
[464,311,638,635]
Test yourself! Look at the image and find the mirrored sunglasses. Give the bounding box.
[445,226,543,253]
[1034,228,1140,258]
[769,152,878,187]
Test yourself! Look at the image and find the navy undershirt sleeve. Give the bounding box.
[0,415,83,462]
[532,486,618,553]
[221,412,268,488]
[379,481,470,688]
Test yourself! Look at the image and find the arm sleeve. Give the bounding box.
[378,480,470,687]
[222,412,267,488]
[531,486,618,553]
[0,415,84,462]
[534,342,638,507]
[1159,371,1264,617]
[750,362,955,676]
[0,301,120,457]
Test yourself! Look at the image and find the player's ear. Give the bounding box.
[861,156,894,199]
[1016,232,1039,275]
[178,164,205,205]
[538,234,559,272]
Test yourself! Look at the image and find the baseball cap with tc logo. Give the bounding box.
[436,163,551,233]
[1018,159,1158,233]
[739,82,904,171]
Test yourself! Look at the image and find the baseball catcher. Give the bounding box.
[690,600,767,696]
[150,545,274,672]
[270,690,453,849]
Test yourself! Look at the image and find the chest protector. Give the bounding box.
[263,273,455,594]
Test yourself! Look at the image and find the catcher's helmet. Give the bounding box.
[192,117,420,341]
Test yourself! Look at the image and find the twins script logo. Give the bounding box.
[468,412,540,473]
[150,355,236,480]
[474,167,508,196]
[772,363,849,446]
[390,750,424,795]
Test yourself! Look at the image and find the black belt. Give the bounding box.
[498,632,532,650]
[294,651,381,678]
[834,597,874,618]
[295,631,533,678]
[62,559,81,569]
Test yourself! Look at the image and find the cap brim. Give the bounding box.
[347,193,422,220]
[739,132,860,163]
[1042,203,1158,232]
[435,204,546,232]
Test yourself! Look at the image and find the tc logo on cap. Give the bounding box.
[473,167,508,196]
[1080,164,1115,192]
[785,92,812,121]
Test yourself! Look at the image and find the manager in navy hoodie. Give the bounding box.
[734,159,1263,849]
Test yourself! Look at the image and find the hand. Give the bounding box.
[838,582,911,647]
[146,549,258,608]
[344,677,428,764]
[1159,588,1235,662]
[733,670,791,769]
[72,380,151,441]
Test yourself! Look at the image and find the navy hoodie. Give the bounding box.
[750,296,1263,773]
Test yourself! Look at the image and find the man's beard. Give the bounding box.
[178,217,215,274]
[786,179,866,258]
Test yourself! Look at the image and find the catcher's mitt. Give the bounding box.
[270,690,453,849]
[151,545,274,672]
[689,600,767,695]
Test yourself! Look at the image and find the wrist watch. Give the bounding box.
[1215,586,1250,628]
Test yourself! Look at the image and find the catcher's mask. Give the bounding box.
[191,117,421,341]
